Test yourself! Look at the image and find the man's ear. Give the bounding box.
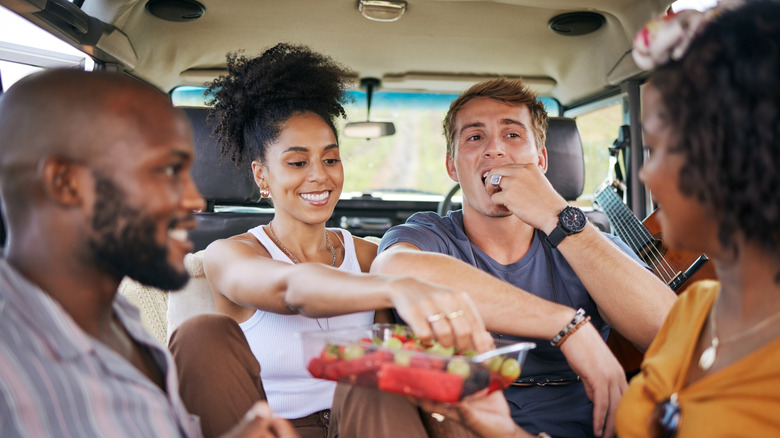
[538,147,549,173]
[445,155,459,183]
[40,157,84,205]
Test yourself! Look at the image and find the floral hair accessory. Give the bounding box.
[631,0,745,71]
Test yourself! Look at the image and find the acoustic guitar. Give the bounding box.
[593,182,717,373]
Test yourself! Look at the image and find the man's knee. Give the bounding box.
[169,313,241,348]
[169,313,258,377]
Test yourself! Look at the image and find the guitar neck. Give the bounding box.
[594,184,655,254]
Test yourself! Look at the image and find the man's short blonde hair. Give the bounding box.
[443,78,549,158]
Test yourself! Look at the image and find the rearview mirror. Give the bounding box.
[343,121,396,138]
[345,77,397,139]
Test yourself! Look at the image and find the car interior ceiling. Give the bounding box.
[1,0,669,106]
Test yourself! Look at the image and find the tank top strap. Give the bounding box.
[327,228,362,273]
[247,224,294,264]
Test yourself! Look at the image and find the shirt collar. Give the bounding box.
[0,259,160,361]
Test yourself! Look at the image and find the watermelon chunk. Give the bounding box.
[334,350,393,378]
[307,357,340,381]
[377,363,464,403]
[309,350,393,383]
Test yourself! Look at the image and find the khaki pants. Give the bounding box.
[170,314,267,438]
[170,314,326,438]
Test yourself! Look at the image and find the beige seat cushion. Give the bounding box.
[166,250,217,342]
[363,235,382,245]
[118,278,169,345]
[117,250,217,345]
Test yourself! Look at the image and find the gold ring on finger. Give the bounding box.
[427,312,447,323]
[446,309,465,320]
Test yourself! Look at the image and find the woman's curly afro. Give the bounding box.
[651,1,780,274]
[206,43,351,166]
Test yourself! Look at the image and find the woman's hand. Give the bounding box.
[387,276,493,353]
[415,390,534,438]
[222,401,300,438]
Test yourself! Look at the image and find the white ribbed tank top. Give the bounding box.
[242,225,374,419]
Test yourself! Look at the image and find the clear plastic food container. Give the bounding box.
[299,323,535,403]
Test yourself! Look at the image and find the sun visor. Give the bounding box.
[3,0,137,69]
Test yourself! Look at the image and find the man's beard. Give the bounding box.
[88,175,190,291]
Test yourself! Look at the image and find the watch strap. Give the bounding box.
[545,225,568,248]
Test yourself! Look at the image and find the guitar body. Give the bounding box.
[606,209,717,373]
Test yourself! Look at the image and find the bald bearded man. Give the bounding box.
[0,69,296,438]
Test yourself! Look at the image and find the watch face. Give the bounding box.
[560,206,587,232]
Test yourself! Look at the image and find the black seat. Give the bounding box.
[182,107,273,252]
[545,117,610,233]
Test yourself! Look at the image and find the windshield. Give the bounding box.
[172,86,560,198]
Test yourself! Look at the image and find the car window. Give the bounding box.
[171,86,560,199]
[567,97,624,205]
[0,5,93,91]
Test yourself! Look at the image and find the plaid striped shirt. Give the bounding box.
[0,260,202,438]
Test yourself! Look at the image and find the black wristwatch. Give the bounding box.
[545,206,588,248]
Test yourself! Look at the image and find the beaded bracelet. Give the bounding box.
[556,315,591,348]
[550,308,590,347]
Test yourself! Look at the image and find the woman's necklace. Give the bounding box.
[267,221,336,330]
[699,293,780,370]
[267,221,336,267]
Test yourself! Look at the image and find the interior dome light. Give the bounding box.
[358,0,406,22]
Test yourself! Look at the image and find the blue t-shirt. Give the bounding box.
[379,210,647,437]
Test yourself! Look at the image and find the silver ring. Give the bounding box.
[490,174,502,187]
[446,309,465,320]
[427,312,446,323]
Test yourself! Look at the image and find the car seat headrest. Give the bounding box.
[545,117,585,201]
[182,107,259,209]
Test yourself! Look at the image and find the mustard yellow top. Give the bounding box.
[616,280,780,437]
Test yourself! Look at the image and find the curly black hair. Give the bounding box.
[206,43,351,166]
[650,1,780,272]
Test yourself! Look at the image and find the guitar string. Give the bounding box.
[609,200,670,281]
[603,192,676,283]
[611,195,676,282]
[607,192,677,283]
[599,190,668,278]
[597,189,676,284]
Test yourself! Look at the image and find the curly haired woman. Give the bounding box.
[170,43,489,438]
[616,1,780,436]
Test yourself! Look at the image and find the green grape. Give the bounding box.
[383,337,403,349]
[427,342,455,357]
[342,345,365,360]
[446,357,471,378]
[500,358,521,381]
[394,350,412,366]
[485,356,504,372]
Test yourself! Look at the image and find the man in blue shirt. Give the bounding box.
[334,78,676,438]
